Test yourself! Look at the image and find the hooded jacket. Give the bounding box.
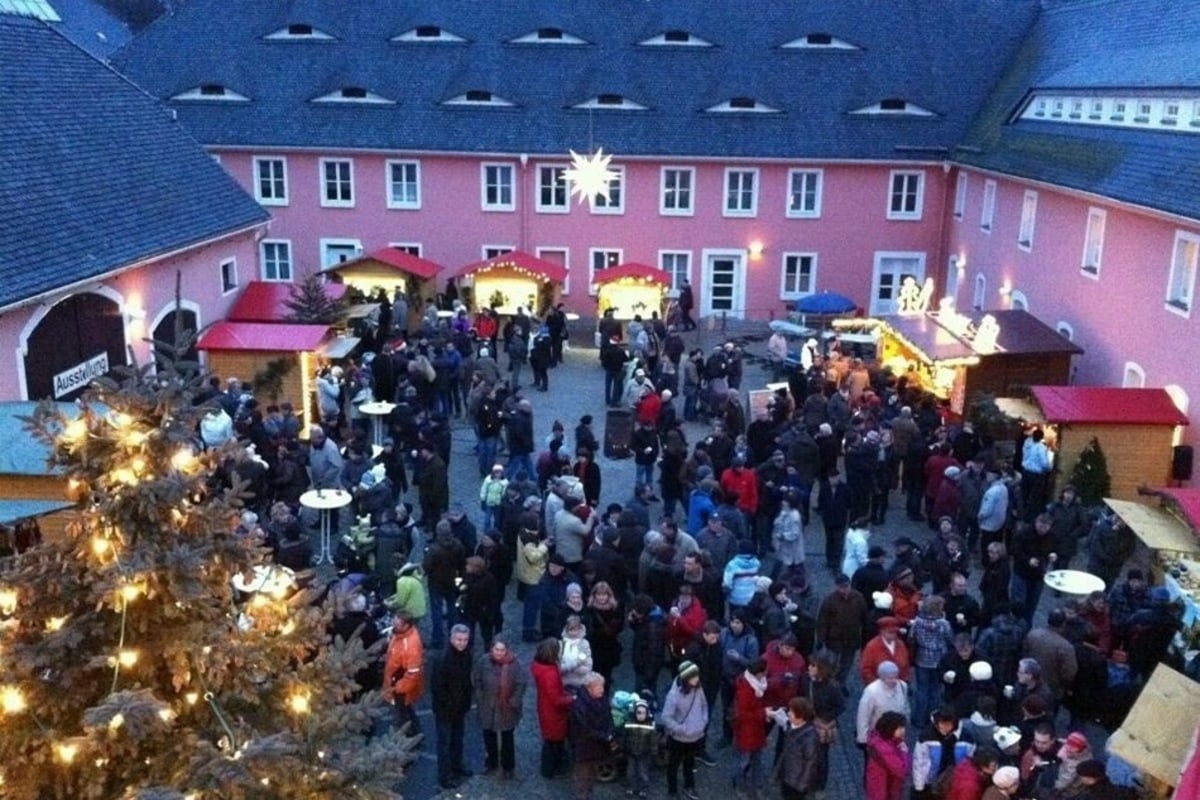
[723,553,762,607]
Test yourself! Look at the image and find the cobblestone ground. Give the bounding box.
[388,320,1059,800]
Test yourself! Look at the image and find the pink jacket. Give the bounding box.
[865,729,910,800]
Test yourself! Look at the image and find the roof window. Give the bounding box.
[392,25,466,42]
[171,84,250,102]
[780,32,860,50]
[312,86,394,105]
[639,30,713,47]
[0,0,61,22]
[264,23,335,40]
[849,98,935,116]
[510,27,588,44]
[574,94,647,110]
[706,97,780,113]
[444,90,515,107]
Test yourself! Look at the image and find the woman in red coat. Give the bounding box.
[531,638,576,778]
[865,711,910,800]
[732,658,772,799]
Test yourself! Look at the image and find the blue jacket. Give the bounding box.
[723,554,761,607]
[687,489,716,535]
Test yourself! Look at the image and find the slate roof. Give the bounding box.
[1031,386,1189,426]
[112,0,1038,160]
[956,0,1200,221]
[0,15,268,312]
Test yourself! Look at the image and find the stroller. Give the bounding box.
[596,690,666,783]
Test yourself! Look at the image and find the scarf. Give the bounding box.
[493,650,516,708]
[743,669,768,698]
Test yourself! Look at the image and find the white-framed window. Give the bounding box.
[260,240,292,282]
[589,248,622,294]
[1056,321,1074,341]
[660,167,695,216]
[887,170,924,220]
[536,164,569,213]
[981,179,997,232]
[953,173,967,220]
[1018,190,1038,250]
[590,165,625,214]
[220,258,238,295]
[1166,231,1200,316]
[537,247,570,295]
[723,168,758,217]
[388,242,422,256]
[1009,289,1029,312]
[1111,100,1127,121]
[253,157,288,205]
[786,169,823,218]
[482,245,514,260]
[319,158,354,207]
[1122,362,1146,388]
[321,238,361,268]
[386,160,421,209]
[481,163,515,211]
[659,250,691,293]
[780,253,817,299]
[973,273,986,309]
[1081,208,1105,277]
[870,252,926,315]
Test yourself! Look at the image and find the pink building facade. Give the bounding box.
[215,149,948,320]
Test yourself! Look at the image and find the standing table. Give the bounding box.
[299,489,353,565]
[358,401,395,447]
[1044,569,1106,596]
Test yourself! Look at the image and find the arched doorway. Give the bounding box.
[152,307,200,373]
[23,292,126,401]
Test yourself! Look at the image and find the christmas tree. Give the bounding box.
[1070,436,1112,506]
[285,275,346,324]
[0,353,415,798]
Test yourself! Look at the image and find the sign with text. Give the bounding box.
[53,352,108,399]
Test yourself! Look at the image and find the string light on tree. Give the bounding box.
[565,148,617,206]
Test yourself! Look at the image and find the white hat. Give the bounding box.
[872,591,894,610]
[993,766,1020,790]
[993,727,1021,751]
[969,661,993,682]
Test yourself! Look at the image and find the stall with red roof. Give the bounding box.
[322,247,443,335]
[448,251,566,316]
[595,262,668,321]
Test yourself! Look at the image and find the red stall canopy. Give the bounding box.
[228,281,348,323]
[449,250,568,283]
[197,321,330,352]
[596,262,670,285]
[1031,386,1190,426]
[326,247,443,280]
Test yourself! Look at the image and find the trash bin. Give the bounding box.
[603,408,633,459]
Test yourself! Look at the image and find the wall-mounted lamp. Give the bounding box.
[125,304,146,322]
[954,255,966,272]
[749,240,764,260]
[999,280,1012,297]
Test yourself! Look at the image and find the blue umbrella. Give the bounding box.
[792,291,857,315]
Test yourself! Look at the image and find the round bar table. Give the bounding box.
[1044,569,1106,596]
[299,489,353,565]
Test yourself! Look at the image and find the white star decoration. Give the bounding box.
[565,148,618,206]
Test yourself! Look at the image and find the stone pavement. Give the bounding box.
[391,321,1052,800]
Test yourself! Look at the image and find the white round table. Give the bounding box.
[1044,569,1105,595]
[358,400,395,446]
[232,564,295,597]
[299,489,353,565]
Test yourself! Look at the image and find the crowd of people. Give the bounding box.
[193,298,1183,800]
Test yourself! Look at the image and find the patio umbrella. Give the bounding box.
[792,291,857,316]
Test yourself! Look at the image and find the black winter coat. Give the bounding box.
[431,646,474,720]
[571,691,616,762]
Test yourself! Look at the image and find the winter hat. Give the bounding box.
[944,466,962,479]
[754,576,774,593]
[678,661,700,682]
[1064,732,1090,752]
[969,661,993,682]
[876,661,900,679]
[993,766,1020,790]
[491,463,505,473]
[1150,586,1172,604]
[993,727,1022,751]
[873,591,895,610]
[566,582,583,599]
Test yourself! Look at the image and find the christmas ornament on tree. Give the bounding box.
[0,341,415,798]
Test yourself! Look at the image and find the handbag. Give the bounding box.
[813,717,838,745]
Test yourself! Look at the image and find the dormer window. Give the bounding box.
[850,98,935,116]
[639,30,714,47]
[392,25,466,42]
[706,97,780,113]
[0,0,60,22]
[264,23,335,40]
[510,27,588,44]
[444,90,515,107]
[574,94,647,110]
[171,84,250,102]
[780,32,860,50]
[312,86,394,105]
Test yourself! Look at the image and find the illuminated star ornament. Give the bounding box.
[566,148,618,206]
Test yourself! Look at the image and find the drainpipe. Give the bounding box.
[936,161,952,296]
[518,153,529,253]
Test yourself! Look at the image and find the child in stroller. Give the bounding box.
[600,689,663,791]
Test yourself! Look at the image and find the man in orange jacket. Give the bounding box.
[382,611,425,737]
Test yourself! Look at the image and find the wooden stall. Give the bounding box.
[197,322,333,437]
[0,402,77,542]
[448,251,567,316]
[1030,386,1188,501]
[1109,665,1200,797]
[322,248,443,334]
[595,262,668,321]
[833,308,1081,414]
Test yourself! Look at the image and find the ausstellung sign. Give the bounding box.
[53,353,109,399]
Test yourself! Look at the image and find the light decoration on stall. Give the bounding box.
[565,148,617,206]
[896,276,935,316]
[833,317,983,369]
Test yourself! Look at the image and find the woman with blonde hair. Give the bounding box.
[584,581,624,685]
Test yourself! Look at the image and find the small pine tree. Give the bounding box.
[1070,436,1112,506]
[285,275,345,324]
[0,347,415,798]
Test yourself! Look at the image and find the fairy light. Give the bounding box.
[45,616,68,632]
[130,457,147,475]
[108,712,125,731]
[288,692,311,715]
[0,686,26,714]
[170,448,196,472]
[117,649,138,668]
[120,582,142,603]
[0,588,16,616]
[109,412,133,428]
[158,708,175,723]
[54,742,79,764]
[91,537,111,557]
[122,430,148,448]
[63,418,88,441]
[279,619,296,636]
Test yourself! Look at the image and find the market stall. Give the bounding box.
[833,307,1081,414]
[1031,386,1188,501]
[1108,664,1200,797]
[448,251,567,316]
[1105,496,1200,625]
[322,248,443,334]
[227,280,348,323]
[595,262,668,321]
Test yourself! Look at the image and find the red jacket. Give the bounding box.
[475,313,498,339]
[530,659,575,742]
[720,466,759,515]
[945,758,988,800]
[865,729,909,800]
[732,673,770,752]
[762,639,807,708]
[860,635,911,685]
[887,582,922,624]
[635,392,662,427]
[666,599,707,660]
